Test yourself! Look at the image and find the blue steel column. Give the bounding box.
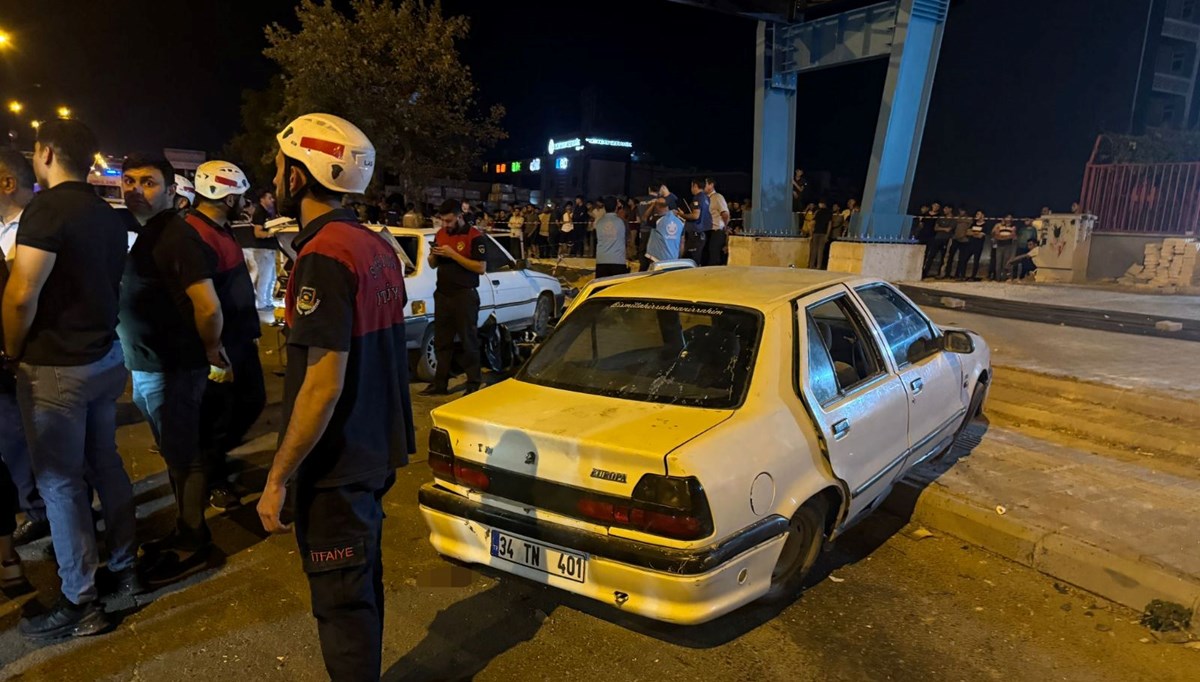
[751,21,797,235]
[850,0,948,239]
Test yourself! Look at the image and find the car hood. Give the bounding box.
[431,379,733,496]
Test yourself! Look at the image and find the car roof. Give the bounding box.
[369,224,439,238]
[589,266,873,308]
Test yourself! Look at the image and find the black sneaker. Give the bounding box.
[19,596,111,640]
[142,545,213,588]
[96,564,144,598]
[462,383,481,396]
[418,384,450,397]
[209,487,241,511]
[12,518,50,546]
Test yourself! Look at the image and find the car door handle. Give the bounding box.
[832,419,851,440]
[492,279,501,286]
[910,377,924,394]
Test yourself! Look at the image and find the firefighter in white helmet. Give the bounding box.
[183,160,265,513]
[173,174,195,211]
[257,113,414,680]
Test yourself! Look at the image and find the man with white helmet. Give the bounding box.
[257,113,415,681]
[174,174,195,212]
[184,161,265,512]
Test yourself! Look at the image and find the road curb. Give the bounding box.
[882,477,1200,619]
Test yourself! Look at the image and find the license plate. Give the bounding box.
[489,530,587,583]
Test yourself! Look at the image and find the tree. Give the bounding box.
[222,75,286,190]
[261,0,506,196]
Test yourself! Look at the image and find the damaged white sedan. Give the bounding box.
[418,267,990,625]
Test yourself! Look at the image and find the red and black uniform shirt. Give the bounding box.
[283,209,417,488]
[177,210,262,346]
[433,225,487,291]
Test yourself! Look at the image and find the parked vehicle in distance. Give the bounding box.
[276,224,563,381]
[418,266,990,625]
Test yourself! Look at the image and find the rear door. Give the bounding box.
[852,283,965,467]
[795,288,910,519]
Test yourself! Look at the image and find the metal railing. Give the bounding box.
[1080,161,1200,234]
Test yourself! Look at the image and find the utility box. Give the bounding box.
[1035,213,1095,283]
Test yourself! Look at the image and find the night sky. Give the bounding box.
[1,0,1150,215]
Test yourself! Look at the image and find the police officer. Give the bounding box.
[419,199,486,397]
[258,113,415,682]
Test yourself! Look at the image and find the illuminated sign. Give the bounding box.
[495,163,507,173]
[555,157,569,170]
[585,137,632,149]
[548,136,633,154]
[548,138,580,154]
[529,158,542,172]
[511,161,522,172]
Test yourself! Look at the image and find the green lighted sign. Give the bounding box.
[511,161,522,172]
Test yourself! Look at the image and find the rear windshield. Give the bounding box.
[517,299,760,409]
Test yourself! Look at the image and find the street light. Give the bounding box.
[0,31,11,49]
[7,101,21,114]
[30,120,41,130]
[56,106,71,119]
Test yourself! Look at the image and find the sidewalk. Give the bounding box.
[883,312,1200,623]
[905,280,1200,322]
[900,280,1200,341]
[885,425,1200,619]
[925,308,1200,399]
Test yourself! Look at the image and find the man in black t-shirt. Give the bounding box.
[420,199,487,396]
[2,120,137,639]
[118,154,217,586]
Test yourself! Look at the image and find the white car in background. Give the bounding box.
[418,267,990,625]
[277,224,563,381]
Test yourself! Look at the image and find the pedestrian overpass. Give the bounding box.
[671,0,951,278]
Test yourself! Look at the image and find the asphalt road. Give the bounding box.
[0,346,1195,681]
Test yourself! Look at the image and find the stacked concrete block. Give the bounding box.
[1117,238,1200,292]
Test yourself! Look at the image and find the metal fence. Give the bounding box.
[1079,153,1200,236]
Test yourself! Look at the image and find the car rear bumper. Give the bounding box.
[418,483,788,625]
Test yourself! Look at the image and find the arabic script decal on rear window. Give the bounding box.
[610,301,725,316]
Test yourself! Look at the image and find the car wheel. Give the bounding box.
[415,325,438,383]
[481,324,504,372]
[532,293,554,337]
[760,497,828,603]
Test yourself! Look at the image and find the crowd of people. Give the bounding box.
[792,167,1063,281]
[343,181,753,268]
[913,202,1069,282]
[0,113,417,679]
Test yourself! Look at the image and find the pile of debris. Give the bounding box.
[1118,238,1200,293]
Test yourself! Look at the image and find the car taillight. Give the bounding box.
[577,474,711,540]
[427,427,490,492]
[453,462,490,491]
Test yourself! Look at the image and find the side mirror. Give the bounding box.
[941,330,975,354]
[906,336,936,364]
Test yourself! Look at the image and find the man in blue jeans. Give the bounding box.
[0,149,48,547]
[1,119,137,639]
[118,154,218,586]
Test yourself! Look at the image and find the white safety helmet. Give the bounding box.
[276,113,375,195]
[194,161,250,200]
[174,174,195,204]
